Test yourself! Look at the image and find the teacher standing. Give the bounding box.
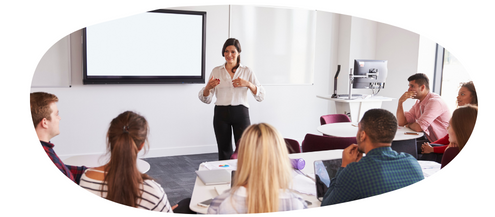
[199,38,265,160]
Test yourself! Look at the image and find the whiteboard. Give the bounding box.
[230,5,316,85]
[31,35,71,87]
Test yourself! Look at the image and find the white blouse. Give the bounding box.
[198,64,265,107]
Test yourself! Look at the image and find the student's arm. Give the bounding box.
[406,122,423,132]
[65,165,88,185]
[397,91,416,126]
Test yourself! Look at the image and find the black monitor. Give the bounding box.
[352,59,387,89]
[83,9,207,84]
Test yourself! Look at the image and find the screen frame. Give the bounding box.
[352,59,388,89]
[82,9,207,84]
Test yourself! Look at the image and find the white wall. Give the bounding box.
[374,22,421,113]
[30,6,423,159]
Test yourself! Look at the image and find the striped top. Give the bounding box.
[79,169,173,213]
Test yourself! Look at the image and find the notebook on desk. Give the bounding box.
[314,158,342,201]
[195,169,231,185]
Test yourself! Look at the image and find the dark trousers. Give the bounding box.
[213,105,251,160]
[173,198,196,214]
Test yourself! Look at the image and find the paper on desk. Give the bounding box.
[417,160,441,178]
[290,170,316,196]
[202,160,237,170]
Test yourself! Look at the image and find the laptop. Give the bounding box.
[314,158,342,201]
[195,169,231,185]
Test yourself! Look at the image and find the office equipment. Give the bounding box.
[314,159,342,201]
[346,59,388,99]
[195,169,231,185]
[83,9,206,84]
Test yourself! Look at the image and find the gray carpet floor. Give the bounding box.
[143,152,218,205]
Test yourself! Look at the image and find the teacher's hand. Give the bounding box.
[206,76,220,90]
[232,78,250,88]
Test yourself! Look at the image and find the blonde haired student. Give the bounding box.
[207,123,307,214]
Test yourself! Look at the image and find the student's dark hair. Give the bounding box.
[222,38,242,73]
[30,92,58,128]
[104,111,151,207]
[408,73,430,90]
[360,109,397,144]
[451,104,478,151]
[460,81,478,106]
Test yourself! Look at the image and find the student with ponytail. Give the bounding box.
[79,111,173,212]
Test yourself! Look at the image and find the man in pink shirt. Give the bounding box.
[396,73,450,145]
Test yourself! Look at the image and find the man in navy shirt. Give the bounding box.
[321,109,424,206]
[30,92,87,184]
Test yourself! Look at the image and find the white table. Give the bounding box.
[63,154,150,173]
[317,122,424,159]
[317,122,424,141]
[189,149,344,214]
[317,95,393,122]
[189,149,440,214]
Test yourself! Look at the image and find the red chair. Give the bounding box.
[301,133,356,153]
[320,114,351,125]
[440,146,460,169]
[231,138,301,159]
[285,138,301,153]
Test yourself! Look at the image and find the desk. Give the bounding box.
[189,149,440,214]
[317,95,393,122]
[189,149,343,214]
[317,122,424,158]
[63,154,150,173]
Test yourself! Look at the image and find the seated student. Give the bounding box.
[445,104,478,152]
[396,73,450,144]
[30,92,87,184]
[421,81,477,159]
[321,109,424,206]
[207,123,307,214]
[79,111,173,212]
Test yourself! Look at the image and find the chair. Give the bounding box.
[320,114,351,125]
[284,138,301,153]
[440,146,460,169]
[301,133,356,153]
[230,138,301,159]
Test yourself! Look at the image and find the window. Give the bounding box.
[433,44,471,113]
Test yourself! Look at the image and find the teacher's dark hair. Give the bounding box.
[104,111,151,207]
[360,109,398,144]
[222,38,242,73]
